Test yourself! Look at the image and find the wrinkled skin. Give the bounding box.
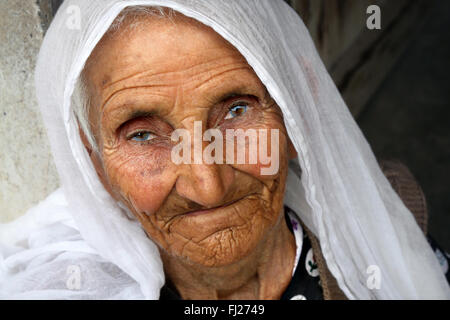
[81,12,298,299]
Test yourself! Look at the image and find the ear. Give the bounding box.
[287,137,298,160]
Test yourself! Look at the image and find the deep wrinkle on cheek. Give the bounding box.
[105,149,175,216]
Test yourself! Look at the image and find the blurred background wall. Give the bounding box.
[0,0,448,250]
[0,0,58,223]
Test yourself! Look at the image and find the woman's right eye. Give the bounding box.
[129,131,155,142]
[224,104,248,120]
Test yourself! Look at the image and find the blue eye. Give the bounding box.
[224,104,248,120]
[130,131,154,142]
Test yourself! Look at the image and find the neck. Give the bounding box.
[159,210,296,300]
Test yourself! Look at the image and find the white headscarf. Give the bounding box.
[1,0,449,299]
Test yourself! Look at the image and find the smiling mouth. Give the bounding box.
[180,194,252,217]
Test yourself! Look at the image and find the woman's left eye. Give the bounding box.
[224,104,248,120]
[129,131,155,142]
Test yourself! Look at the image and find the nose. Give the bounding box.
[174,119,235,207]
[175,162,235,208]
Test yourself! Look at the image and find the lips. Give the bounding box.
[181,195,249,217]
[166,192,269,248]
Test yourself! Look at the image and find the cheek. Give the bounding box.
[224,114,289,180]
[104,145,177,215]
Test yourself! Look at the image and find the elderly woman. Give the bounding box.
[0,0,449,300]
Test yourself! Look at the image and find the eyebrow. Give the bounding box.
[127,110,158,120]
[215,85,262,104]
[111,108,161,133]
[216,91,242,103]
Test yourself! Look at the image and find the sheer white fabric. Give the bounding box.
[1,0,449,299]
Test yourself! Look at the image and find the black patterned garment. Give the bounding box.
[280,206,323,300]
[159,206,450,300]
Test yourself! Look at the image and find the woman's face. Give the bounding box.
[82,12,296,268]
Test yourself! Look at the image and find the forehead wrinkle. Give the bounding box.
[98,60,246,110]
[190,65,253,91]
[100,52,233,91]
[190,68,267,105]
[101,61,254,111]
[97,42,243,83]
[101,84,169,114]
